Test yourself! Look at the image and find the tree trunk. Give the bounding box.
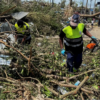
[81,0,84,14]
[14,0,21,6]
[94,0,96,14]
[90,0,92,15]
[85,0,88,14]
[70,0,72,7]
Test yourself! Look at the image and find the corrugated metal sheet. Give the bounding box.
[11,12,29,20]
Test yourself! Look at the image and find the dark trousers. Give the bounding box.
[18,36,31,44]
[67,52,82,72]
[25,37,31,44]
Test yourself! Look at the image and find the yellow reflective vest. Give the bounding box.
[15,22,29,34]
[62,23,85,39]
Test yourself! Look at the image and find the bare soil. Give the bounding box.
[36,25,100,43]
[83,26,100,40]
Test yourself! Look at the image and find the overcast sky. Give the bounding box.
[22,0,100,8]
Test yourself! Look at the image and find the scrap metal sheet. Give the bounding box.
[11,12,29,20]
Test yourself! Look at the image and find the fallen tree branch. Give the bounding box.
[59,76,89,99]
[68,68,100,80]
[0,30,29,35]
[46,74,68,80]
[84,92,92,100]
[3,88,24,93]
[74,76,89,94]
[15,70,41,85]
[0,6,16,16]
[80,92,84,100]
[50,80,94,94]
[0,15,11,18]
[44,98,54,100]
[5,19,14,38]
[46,87,59,96]
[0,40,45,77]
[0,40,29,61]
[80,12,100,18]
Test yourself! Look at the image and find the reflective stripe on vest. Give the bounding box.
[15,22,29,34]
[64,39,83,47]
[62,23,85,39]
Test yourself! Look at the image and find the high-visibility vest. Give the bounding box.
[15,22,29,34]
[63,23,85,48]
[62,23,84,39]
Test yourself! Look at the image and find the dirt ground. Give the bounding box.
[83,26,100,40]
[36,25,100,43]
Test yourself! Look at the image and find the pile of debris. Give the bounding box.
[0,1,100,99]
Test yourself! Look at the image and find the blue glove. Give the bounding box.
[61,49,65,56]
[91,36,98,45]
[91,36,97,39]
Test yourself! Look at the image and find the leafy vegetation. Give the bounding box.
[0,0,100,99]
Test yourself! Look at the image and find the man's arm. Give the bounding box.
[83,27,92,37]
[83,27,98,44]
[59,37,63,49]
[59,30,66,56]
[59,30,65,49]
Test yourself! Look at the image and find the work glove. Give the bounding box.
[61,49,65,56]
[91,36,98,45]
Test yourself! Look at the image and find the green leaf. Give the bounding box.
[44,86,52,97]
[60,71,62,76]
[21,68,24,75]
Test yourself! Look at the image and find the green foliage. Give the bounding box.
[60,0,66,8]
[42,86,52,97]
[27,11,62,35]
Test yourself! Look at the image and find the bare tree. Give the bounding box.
[94,0,96,14]
[85,0,88,14]
[60,0,66,8]
[14,0,21,6]
[70,0,72,7]
[90,0,93,15]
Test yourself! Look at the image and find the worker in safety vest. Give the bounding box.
[15,20,31,44]
[59,14,98,72]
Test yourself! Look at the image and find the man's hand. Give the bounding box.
[91,36,98,45]
[61,49,65,56]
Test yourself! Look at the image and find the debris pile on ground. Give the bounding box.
[0,35,100,99]
[0,0,100,99]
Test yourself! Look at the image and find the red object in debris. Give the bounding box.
[86,43,96,49]
[98,86,100,88]
[52,52,54,55]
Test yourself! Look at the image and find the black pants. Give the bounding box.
[18,36,31,44]
[25,37,31,44]
[67,52,82,72]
